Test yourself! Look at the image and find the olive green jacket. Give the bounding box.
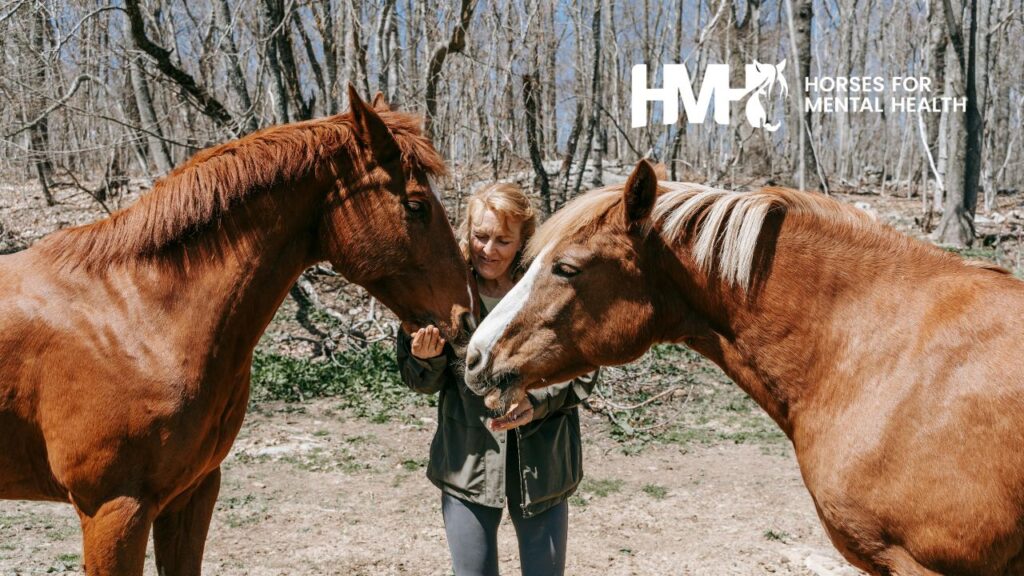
[397,330,597,518]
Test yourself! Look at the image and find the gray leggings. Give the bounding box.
[441,492,568,576]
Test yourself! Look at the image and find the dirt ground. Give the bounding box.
[0,400,859,576]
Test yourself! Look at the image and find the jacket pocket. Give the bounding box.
[429,414,488,495]
[518,412,583,509]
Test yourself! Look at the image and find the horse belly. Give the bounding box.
[796,382,1024,574]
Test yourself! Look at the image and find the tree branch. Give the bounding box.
[123,0,235,131]
[4,74,98,139]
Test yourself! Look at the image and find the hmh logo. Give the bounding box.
[632,61,788,131]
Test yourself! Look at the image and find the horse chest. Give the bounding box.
[182,374,251,468]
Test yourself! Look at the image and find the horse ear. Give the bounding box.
[623,159,658,228]
[371,91,390,112]
[348,85,401,165]
[776,59,786,72]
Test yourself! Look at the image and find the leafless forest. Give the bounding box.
[1,3,1023,572]
[0,0,1022,248]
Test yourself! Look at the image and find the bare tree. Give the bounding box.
[28,5,54,205]
[424,0,477,137]
[523,73,551,217]
[0,0,1019,233]
[124,0,236,132]
[934,0,983,247]
[786,0,819,190]
[214,0,258,133]
[924,0,948,208]
[127,54,173,174]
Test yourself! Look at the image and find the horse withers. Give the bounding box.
[0,87,474,575]
[465,159,1024,575]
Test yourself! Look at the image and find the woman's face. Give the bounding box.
[470,208,523,281]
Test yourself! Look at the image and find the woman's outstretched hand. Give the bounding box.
[488,400,534,432]
[411,325,446,359]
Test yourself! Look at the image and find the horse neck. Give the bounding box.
[130,176,324,370]
[665,213,935,437]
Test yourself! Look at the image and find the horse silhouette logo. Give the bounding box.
[632,60,789,131]
[745,60,788,132]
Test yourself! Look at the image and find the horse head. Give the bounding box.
[316,87,477,354]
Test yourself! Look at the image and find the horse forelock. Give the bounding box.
[528,181,878,290]
[525,187,625,261]
[39,110,445,269]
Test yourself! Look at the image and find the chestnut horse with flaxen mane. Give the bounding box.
[0,88,475,575]
[466,159,1024,575]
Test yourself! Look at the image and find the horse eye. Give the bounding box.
[406,199,427,213]
[552,262,580,278]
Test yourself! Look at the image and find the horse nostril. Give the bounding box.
[460,311,478,334]
[466,347,482,372]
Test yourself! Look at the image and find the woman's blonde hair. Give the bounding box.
[458,182,537,277]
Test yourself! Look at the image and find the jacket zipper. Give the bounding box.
[515,427,527,516]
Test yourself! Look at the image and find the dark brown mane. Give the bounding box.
[39,110,446,268]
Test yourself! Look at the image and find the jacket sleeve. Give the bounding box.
[526,369,599,421]
[396,329,449,395]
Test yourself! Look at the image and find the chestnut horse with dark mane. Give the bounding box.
[466,159,1024,575]
[0,88,475,575]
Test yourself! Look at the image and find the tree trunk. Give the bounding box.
[424,0,477,138]
[313,1,339,114]
[558,103,584,208]
[523,74,551,218]
[124,0,236,132]
[294,9,327,114]
[794,0,818,188]
[271,0,312,120]
[213,0,258,133]
[261,0,290,123]
[572,0,602,197]
[730,0,766,177]
[924,0,947,202]
[128,55,173,174]
[545,2,558,160]
[590,0,607,188]
[375,0,397,101]
[29,6,54,206]
[934,0,981,247]
[962,0,983,220]
[345,0,372,103]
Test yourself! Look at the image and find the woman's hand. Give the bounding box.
[411,326,446,359]
[488,400,534,432]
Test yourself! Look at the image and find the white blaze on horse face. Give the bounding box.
[467,246,551,373]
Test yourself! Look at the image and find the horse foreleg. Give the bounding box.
[153,468,221,576]
[77,495,154,576]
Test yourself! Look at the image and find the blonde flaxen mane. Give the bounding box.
[528,181,875,289]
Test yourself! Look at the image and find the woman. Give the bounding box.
[397,183,597,576]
